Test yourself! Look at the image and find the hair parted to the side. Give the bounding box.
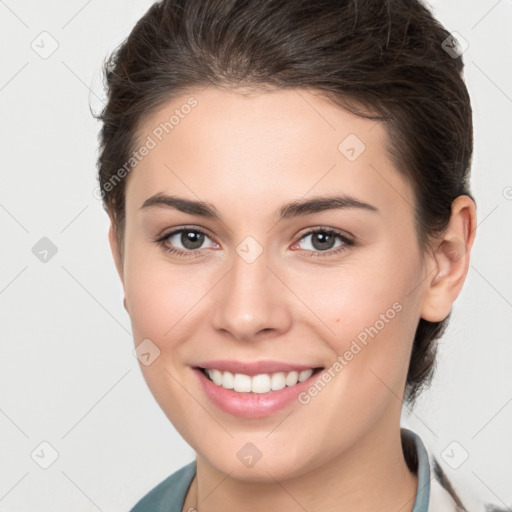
[95,0,474,405]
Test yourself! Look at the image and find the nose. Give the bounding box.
[210,245,293,342]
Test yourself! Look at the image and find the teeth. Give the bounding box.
[234,373,252,392]
[205,368,315,393]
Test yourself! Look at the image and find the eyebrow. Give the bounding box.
[140,192,379,220]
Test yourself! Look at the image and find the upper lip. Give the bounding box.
[194,360,324,376]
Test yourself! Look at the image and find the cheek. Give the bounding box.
[289,245,422,389]
[123,244,201,345]
[292,269,418,448]
[291,240,421,336]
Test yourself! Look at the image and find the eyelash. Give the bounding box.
[153,226,355,259]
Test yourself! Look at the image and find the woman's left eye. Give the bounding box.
[292,228,354,257]
[154,227,354,258]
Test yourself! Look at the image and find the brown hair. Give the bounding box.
[96,0,474,405]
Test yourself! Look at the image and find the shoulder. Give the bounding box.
[402,428,490,512]
[429,457,487,512]
[130,460,196,512]
[130,437,496,512]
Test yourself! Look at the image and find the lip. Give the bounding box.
[192,366,324,418]
[194,359,322,376]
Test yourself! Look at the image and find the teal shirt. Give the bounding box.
[130,428,430,512]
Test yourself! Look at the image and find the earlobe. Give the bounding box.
[420,195,477,322]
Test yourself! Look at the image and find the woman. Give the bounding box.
[96,0,486,510]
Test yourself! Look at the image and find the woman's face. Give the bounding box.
[115,87,432,480]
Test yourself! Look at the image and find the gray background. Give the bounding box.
[1,0,511,510]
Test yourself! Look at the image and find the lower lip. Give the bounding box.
[193,367,323,418]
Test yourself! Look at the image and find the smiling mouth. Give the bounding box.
[197,366,324,394]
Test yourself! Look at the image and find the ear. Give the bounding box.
[420,195,477,322]
[108,220,124,287]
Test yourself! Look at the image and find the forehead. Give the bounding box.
[126,87,413,222]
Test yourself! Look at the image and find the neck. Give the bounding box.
[183,423,418,512]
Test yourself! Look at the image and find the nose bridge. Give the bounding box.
[211,237,291,339]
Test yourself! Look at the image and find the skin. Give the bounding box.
[108,87,476,512]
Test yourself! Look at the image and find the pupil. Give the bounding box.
[313,232,334,251]
[182,231,204,249]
